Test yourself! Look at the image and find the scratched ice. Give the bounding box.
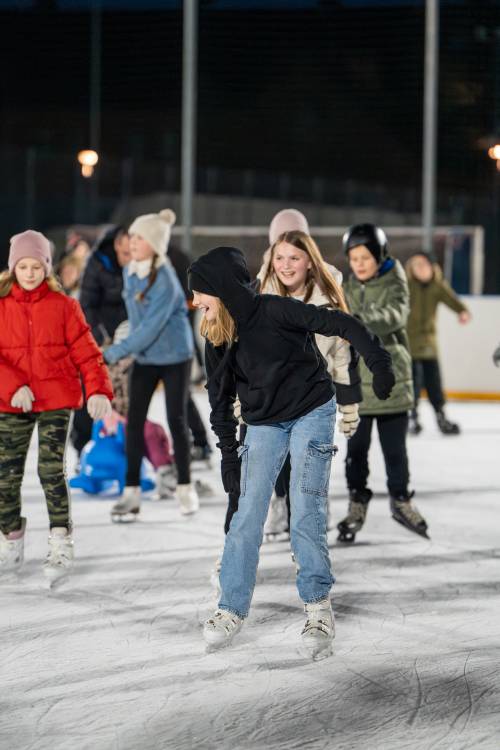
[1,393,499,750]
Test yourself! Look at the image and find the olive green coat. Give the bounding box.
[406,264,468,359]
[344,259,414,415]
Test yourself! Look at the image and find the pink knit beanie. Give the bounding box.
[268,208,310,245]
[8,230,53,276]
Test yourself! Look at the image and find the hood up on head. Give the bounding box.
[188,246,256,323]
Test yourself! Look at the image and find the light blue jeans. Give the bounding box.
[219,397,337,618]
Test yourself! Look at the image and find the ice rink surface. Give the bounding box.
[1,394,499,750]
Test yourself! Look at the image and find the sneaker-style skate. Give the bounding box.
[111,486,141,522]
[0,518,26,574]
[436,410,460,435]
[155,464,177,500]
[337,488,373,543]
[408,409,423,435]
[44,527,74,586]
[301,598,335,661]
[263,493,289,542]
[203,608,243,649]
[176,483,199,515]
[390,494,429,539]
[191,444,213,468]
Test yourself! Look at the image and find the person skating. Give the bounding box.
[337,224,429,543]
[258,220,361,541]
[188,246,394,657]
[103,209,199,519]
[406,251,471,436]
[0,230,113,585]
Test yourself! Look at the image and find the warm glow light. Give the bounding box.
[488,145,500,160]
[77,149,99,177]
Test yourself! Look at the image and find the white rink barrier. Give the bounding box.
[437,295,500,399]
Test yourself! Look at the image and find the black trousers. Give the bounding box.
[127,360,192,486]
[187,395,209,447]
[345,412,409,497]
[412,358,445,412]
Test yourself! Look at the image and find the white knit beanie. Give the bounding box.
[268,208,310,245]
[128,209,176,259]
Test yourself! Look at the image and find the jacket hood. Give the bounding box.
[405,255,443,283]
[188,246,256,323]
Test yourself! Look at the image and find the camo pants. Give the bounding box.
[0,410,71,534]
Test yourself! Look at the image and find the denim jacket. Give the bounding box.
[104,262,193,366]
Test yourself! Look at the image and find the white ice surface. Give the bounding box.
[1,394,499,750]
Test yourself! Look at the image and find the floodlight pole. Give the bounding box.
[181,0,198,255]
[422,0,439,253]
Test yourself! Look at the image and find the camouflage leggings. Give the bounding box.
[0,410,71,534]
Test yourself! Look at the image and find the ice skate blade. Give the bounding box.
[44,568,71,589]
[111,512,139,523]
[392,515,430,539]
[336,524,357,543]
[263,531,290,544]
[301,637,334,662]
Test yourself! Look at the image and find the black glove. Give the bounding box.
[372,369,396,400]
[220,449,241,495]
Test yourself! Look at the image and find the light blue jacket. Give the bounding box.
[104,263,193,366]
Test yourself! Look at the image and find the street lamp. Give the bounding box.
[77,149,99,178]
[488,144,500,170]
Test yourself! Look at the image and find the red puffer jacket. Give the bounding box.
[0,281,113,413]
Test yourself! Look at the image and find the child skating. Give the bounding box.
[406,251,470,435]
[0,230,113,585]
[188,246,394,658]
[337,224,429,543]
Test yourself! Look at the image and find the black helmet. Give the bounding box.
[342,223,388,264]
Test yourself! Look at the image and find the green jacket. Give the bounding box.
[344,258,413,416]
[406,264,468,359]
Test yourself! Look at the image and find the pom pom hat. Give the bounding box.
[8,230,53,276]
[128,209,176,260]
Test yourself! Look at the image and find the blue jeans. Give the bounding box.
[219,398,337,618]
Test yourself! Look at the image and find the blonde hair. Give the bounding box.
[199,298,237,347]
[0,270,63,298]
[262,230,349,313]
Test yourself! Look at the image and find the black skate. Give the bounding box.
[337,489,373,543]
[408,409,422,436]
[390,493,429,539]
[436,410,460,435]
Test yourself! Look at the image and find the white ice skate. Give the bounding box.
[203,608,243,650]
[263,493,289,542]
[0,518,26,575]
[301,598,335,661]
[155,464,177,500]
[44,527,74,587]
[111,486,141,522]
[176,483,199,516]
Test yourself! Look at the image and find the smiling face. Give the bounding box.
[192,291,220,322]
[15,257,46,290]
[129,234,155,261]
[348,245,379,282]
[272,241,311,296]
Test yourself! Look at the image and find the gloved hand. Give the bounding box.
[493,344,500,368]
[87,394,112,421]
[338,403,360,438]
[10,386,35,413]
[220,448,241,495]
[372,369,396,400]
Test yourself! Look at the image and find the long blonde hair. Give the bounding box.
[262,230,349,313]
[0,270,63,298]
[200,299,237,347]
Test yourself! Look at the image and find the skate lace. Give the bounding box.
[346,500,368,524]
[208,610,241,635]
[394,500,423,525]
[302,602,333,636]
[47,538,73,567]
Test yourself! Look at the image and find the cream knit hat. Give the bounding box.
[129,209,176,259]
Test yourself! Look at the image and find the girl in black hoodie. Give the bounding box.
[188,246,394,657]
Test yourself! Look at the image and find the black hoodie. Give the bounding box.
[188,247,393,452]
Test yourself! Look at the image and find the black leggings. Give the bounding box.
[345,412,409,497]
[127,360,192,486]
[412,358,445,412]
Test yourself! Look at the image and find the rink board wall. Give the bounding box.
[437,296,500,398]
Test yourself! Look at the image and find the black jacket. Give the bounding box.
[188,247,393,452]
[79,227,127,344]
